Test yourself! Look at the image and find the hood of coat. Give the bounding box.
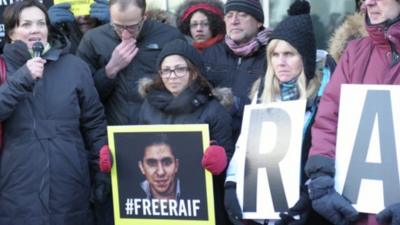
[328,12,367,62]
[138,77,233,110]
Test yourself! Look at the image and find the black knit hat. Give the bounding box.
[269,0,316,81]
[224,0,264,23]
[157,39,206,75]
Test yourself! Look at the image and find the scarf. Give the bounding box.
[280,78,299,101]
[225,27,272,57]
[193,34,224,52]
[147,83,208,114]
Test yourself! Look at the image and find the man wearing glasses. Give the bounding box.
[77,0,183,126]
[76,1,183,225]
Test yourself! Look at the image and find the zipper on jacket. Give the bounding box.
[236,57,242,70]
[382,26,400,66]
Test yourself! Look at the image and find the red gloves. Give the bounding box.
[99,145,113,173]
[201,144,227,175]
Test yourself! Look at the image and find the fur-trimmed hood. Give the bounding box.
[138,77,233,110]
[328,12,368,62]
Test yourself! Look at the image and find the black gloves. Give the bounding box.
[308,175,358,225]
[92,172,112,204]
[305,155,358,225]
[224,181,244,225]
[276,188,311,225]
[377,203,400,225]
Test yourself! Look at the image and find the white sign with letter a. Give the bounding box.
[236,100,306,219]
[335,84,400,213]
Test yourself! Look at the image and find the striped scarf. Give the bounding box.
[280,78,299,101]
[225,27,272,57]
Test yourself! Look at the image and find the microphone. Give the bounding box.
[32,41,44,58]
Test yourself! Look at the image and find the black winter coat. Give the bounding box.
[138,83,234,225]
[202,41,267,142]
[0,39,107,225]
[77,20,184,125]
[138,85,233,157]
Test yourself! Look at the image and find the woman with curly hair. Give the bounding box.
[176,0,226,51]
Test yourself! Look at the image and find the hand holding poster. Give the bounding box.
[107,124,215,225]
[335,84,400,214]
[236,100,306,220]
[54,0,94,16]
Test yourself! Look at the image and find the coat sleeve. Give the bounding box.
[0,65,35,121]
[77,60,108,170]
[207,101,235,160]
[76,33,117,102]
[308,45,352,158]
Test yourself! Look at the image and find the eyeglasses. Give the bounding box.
[159,66,189,79]
[110,18,144,34]
[190,21,209,29]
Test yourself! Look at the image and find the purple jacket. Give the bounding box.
[309,16,400,225]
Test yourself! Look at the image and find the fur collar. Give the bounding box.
[328,12,368,62]
[138,77,233,110]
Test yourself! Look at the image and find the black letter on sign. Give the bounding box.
[343,90,400,207]
[243,107,290,212]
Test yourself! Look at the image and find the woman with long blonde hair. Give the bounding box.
[223,1,332,225]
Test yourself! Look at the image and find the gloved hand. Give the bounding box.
[92,172,112,204]
[48,3,75,25]
[224,181,244,225]
[308,175,358,225]
[276,188,311,225]
[377,203,400,225]
[201,144,227,175]
[89,0,110,23]
[99,145,113,173]
[305,155,358,225]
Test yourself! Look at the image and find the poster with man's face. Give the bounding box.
[107,124,215,225]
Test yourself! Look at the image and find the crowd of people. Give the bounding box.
[0,0,399,225]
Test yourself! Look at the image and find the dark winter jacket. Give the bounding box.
[0,37,107,224]
[138,79,234,225]
[202,41,267,141]
[77,20,184,125]
[138,80,233,157]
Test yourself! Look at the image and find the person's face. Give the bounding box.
[76,15,98,33]
[139,143,179,199]
[9,6,48,49]
[365,0,400,24]
[224,10,262,44]
[190,11,212,42]
[160,55,191,96]
[271,40,303,83]
[110,3,145,40]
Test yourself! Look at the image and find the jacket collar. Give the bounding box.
[366,13,400,53]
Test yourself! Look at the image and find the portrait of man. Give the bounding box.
[138,134,181,200]
[110,126,213,223]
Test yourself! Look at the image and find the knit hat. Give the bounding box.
[224,0,264,23]
[157,39,206,75]
[268,0,316,81]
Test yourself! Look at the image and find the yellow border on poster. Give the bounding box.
[107,124,215,225]
[53,0,94,16]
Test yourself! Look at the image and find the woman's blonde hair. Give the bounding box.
[252,39,321,104]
